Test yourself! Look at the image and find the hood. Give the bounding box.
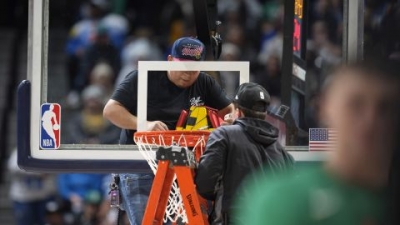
[234,117,279,145]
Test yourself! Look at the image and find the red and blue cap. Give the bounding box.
[171,37,206,61]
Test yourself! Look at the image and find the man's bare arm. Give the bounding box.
[103,99,168,131]
[103,99,138,130]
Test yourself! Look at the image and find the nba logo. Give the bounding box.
[40,103,61,149]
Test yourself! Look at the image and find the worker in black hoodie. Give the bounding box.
[195,82,294,225]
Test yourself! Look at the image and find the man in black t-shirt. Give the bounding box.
[103,37,234,224]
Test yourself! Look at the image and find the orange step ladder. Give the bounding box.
[141,145,210,225]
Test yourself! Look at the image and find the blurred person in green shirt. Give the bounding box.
[234,59,400,225]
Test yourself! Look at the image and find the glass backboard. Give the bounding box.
[17,0,327,173]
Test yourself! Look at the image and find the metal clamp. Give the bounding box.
[156,146,196,167]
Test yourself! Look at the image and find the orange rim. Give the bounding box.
[134,130,211,148]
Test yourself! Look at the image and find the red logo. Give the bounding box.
[181,44,203,59]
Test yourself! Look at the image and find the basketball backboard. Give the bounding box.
[17,0,327,173]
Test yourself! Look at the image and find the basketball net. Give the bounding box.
[134,131,208,223]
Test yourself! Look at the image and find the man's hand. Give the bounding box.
[218,103,235,126]
[147,121,169,131]
[220,113,234,126]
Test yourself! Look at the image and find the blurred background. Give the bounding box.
[0,0,399,224]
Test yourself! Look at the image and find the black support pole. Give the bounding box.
[281,0,294,109]
[281,0,296,145]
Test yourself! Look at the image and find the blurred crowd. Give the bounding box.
[7,0,400,224]
[8,149,121,225]
[60,0,399,135]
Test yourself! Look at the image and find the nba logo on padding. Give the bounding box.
[40,103,61,149]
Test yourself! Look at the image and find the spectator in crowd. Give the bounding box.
[235,60,400,225]
[254,54,281,98]
[219,42,241,98]
[66,84,120,145]
[77,26,120,94]
[310,20,341,69]
[158,1,185,43]
[224,24,258,63]
[373,1,400,57]
[66,0,128,55]
[65,0,127,106]
[44,199,66,225]
[57,173,105,225]
[257,9,284,65]
[8,149,57,225]
[218,0,262,31]
[116,36,162,86]
[123,0,167,33]
[330,0,343,26]
[261,0,282,22]
[310,0,342,44]
[90,62,116,100]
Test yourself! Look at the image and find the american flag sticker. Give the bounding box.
[309,128,337,151]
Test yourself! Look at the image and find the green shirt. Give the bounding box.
[235,167,386,225]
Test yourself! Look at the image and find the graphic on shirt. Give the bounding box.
[40,103,61,149]
[190,96,204,106]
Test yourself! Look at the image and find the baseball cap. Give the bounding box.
[234,83,271,112]
[171,37,206,61]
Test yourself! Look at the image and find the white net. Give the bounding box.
[134,132,207,223]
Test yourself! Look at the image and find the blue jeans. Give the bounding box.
[13,199,49,225]
[119,173,153,225]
